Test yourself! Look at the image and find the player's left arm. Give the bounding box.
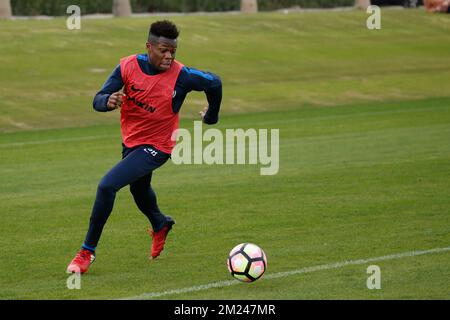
[182,66,222,125]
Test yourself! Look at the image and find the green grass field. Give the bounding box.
[0,8,450,300]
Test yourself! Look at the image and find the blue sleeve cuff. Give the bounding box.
[92,65,123,112]
[93,93,111,112]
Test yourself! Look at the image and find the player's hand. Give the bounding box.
[199,106,208,121]
[107,92,125,110]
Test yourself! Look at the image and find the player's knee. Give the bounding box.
[97,179,117,196]
[129,184,142,196]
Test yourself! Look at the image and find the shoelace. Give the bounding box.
[73,250,90,264]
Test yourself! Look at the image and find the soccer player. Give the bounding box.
[67,20,222,274]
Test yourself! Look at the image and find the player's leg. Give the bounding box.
[129,173,166,231]
[84,145,170,250]
[67,145,170,273]
[129,172,175,259]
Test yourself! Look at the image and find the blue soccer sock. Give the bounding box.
[82,243,96,253]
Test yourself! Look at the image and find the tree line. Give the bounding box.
[1,0,363,18]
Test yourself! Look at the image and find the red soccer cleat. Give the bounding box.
[66,249,96,274]
[149,216,175,259]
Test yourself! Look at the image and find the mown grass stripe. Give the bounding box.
[119,246,450,300]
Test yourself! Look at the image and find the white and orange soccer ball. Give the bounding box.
[227,243,267,282]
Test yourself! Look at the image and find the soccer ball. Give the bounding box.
[227,243,267,282]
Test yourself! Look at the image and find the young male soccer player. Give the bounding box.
[67,20,222,273]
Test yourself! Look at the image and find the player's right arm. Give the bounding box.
[93,65,124,112]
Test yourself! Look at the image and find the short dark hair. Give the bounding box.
[148,20,179,40]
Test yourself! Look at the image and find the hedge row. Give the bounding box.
[11,0,354,16]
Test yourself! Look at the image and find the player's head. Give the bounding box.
[146,20,179,72]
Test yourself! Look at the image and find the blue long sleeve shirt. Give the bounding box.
[93,54,222,124]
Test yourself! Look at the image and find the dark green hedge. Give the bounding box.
[11,0,354,16]
[11,0,113,16]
